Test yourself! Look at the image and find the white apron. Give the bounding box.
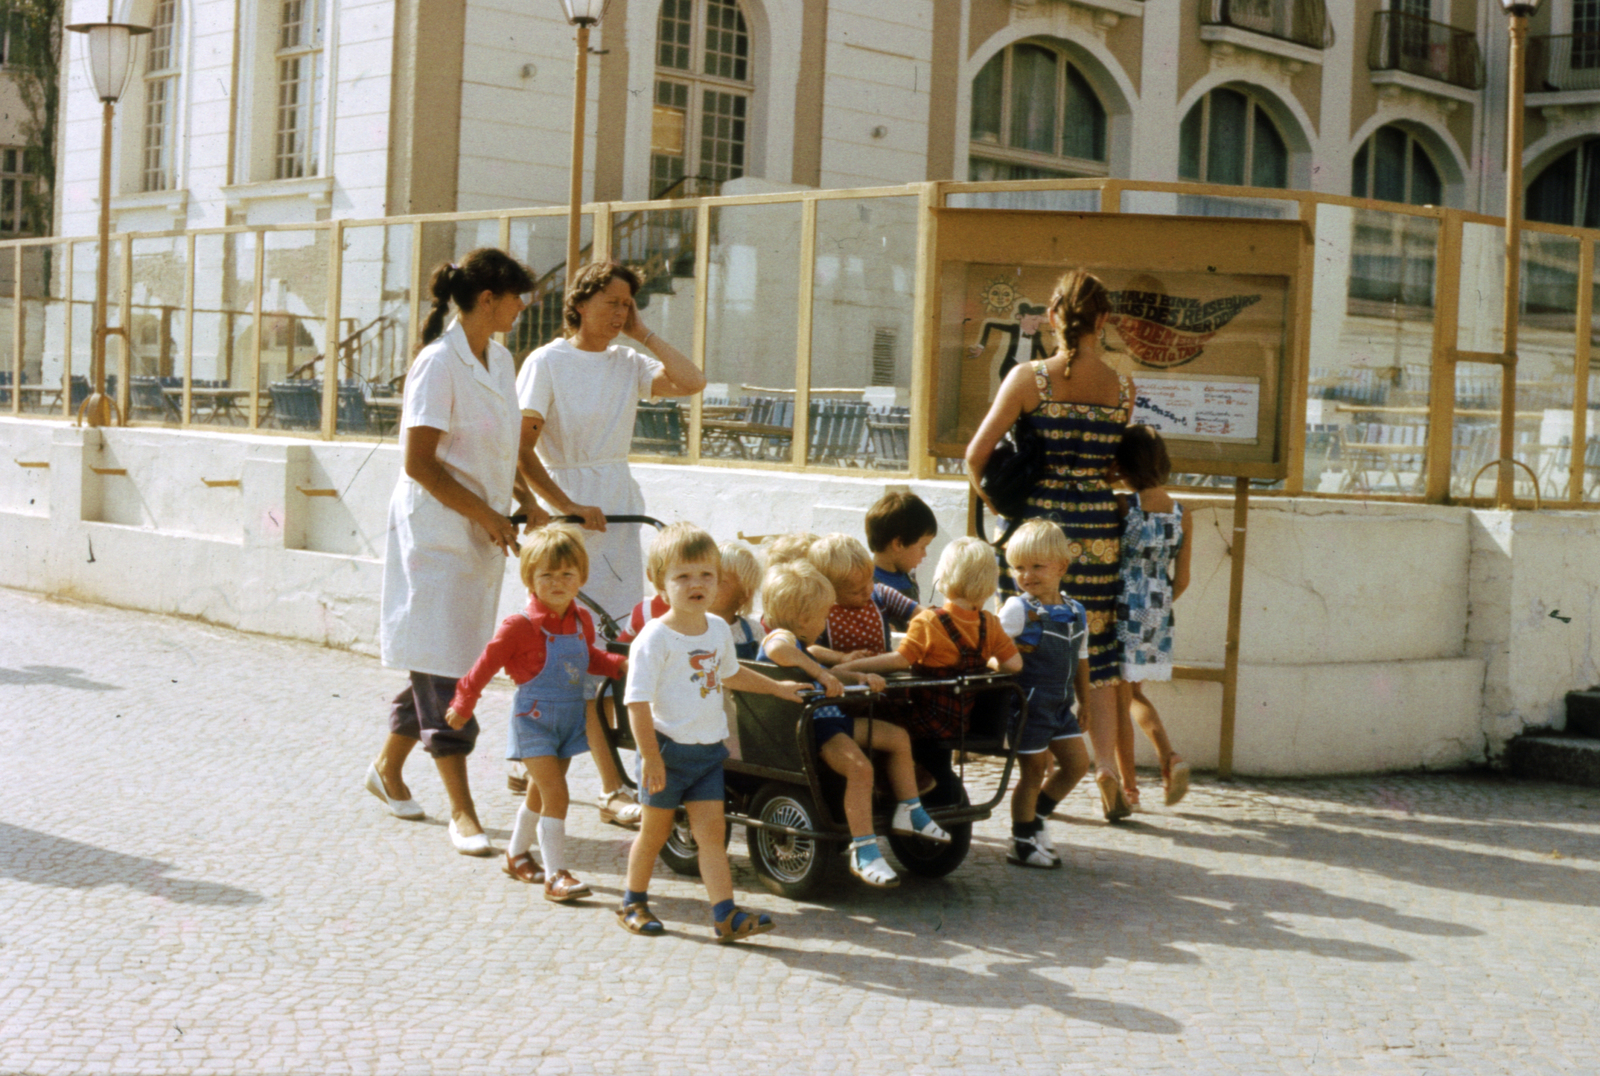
[517,337,663,625]
[380,322,521,678]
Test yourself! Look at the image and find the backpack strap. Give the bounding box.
[933,608,982,664]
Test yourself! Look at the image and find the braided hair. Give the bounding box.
[419,247,535,350]
[1046,269,1112,373]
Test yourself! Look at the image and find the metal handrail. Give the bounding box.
[1367,10,1485,91]
[1200,0,1334,50]
[1526,31,1600,93]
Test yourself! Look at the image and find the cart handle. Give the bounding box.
[508,512,666,528]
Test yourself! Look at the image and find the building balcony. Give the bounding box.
[1367,11,1483,107]
[1526,32,1600,105]
[1199,0,1333,65]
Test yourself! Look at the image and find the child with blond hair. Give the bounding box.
[762,532,819,568]
[620,523,803,941]
[758,561,949,887]
[997,520,1091,867]
[711,540,764,659]
[446,526,627,900]
[807,533,923,658]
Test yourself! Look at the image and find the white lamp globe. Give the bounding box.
[66,20,153,103]
[559,0,610,26]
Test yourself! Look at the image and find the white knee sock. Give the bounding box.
[509,806,540,859]
[537,816,567,875]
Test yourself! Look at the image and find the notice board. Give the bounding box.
[929,209,1306,481]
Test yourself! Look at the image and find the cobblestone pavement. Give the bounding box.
[4,587,1600,1074]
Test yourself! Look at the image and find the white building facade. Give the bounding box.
[54,0,1600,237]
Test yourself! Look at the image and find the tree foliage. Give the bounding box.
[3,0,63,235]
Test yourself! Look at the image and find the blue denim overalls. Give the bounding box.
[1012,597,1084,752]
[506,614,591,760]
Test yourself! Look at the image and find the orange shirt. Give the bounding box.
[896,603,1018,669]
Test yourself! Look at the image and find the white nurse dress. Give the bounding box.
[380,321,521,678]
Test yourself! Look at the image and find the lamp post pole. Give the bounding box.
[558,1,609,290]
[1497,0,1543,508]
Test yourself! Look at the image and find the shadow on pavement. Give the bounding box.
[0,665,121,691]
[0,823,262,907]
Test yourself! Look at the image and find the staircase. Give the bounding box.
[1505,691,1600,786]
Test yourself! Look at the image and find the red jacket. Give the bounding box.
[616,594,671,643]
[449,596,625,720]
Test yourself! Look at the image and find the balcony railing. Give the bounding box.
[1368,11,1484,91]
[1201,0,1333,51]
[1526,32,1600,94]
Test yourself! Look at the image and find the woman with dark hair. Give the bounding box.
[964,269,1137,823]
[364,248,547,855]
[516,260,706,828]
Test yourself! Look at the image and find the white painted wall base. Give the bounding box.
[3,417,1593,777]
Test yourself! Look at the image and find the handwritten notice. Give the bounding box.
[1133,377,1261,444]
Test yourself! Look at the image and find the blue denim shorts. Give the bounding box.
[638,737,728,809]
[506,700,589,761]
[1016,696,1084,755]
[813,704,855,750]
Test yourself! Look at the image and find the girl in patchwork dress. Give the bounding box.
[1113,426,1194,808]
[966,270,1136,822]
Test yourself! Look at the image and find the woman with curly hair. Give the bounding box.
[964,269,1136,823]
[515,260,706,828]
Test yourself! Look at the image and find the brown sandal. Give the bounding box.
[616,901,665,936]
[1097,771,1132,823]
[503,851,545,885]
[543,870,591,903]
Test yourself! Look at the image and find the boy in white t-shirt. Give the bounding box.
[620,524,804,943]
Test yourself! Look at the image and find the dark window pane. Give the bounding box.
[1008,44,1058,154]
[1179,102,1203,180]
[1206,89,1248,186]
[1411,140,1442,206]
[1352,141,1369,197]
[1250,102,1287,188]
[1583,139,1600,229]
[970,52,1003,145]
[1062,63,1106,161]
[1373,126,1407,203]
[1526,146,1578,226]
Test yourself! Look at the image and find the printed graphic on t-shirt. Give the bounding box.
[688,648,723,698]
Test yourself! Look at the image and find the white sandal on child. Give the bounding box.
[849,847,900,888]
[890,803,950,844]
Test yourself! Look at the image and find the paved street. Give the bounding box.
[3,586,1599,1074]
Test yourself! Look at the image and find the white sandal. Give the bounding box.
[849,847,900,888]
[598,788,642,828]
[1007,834,1061,870]
[890,803,950,844]
[363,763,424,821]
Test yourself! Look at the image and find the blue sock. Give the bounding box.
[901,797,934,831]
[624,889,649,906]
[851,836,883,862]
[712,898,735,923]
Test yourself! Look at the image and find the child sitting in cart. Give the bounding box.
[998,520,1091,868]
[445,526,627,902]
[865,491,939,632]
[807,533,924,657]
[712,540,764,660]
[835,537,1023,777]
[758,561,950,888]
[620,523,804,942]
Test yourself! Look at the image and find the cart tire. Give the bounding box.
[658,804,732,878]
[747,783,835,900]
[888,790,973,879]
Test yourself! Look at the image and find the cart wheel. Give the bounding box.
[747,783,835,900]
[887,788,973,879]
[657,803,732,878]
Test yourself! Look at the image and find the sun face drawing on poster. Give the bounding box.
[945,264,1289,465]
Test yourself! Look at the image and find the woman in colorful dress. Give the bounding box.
[965,269,1135,821]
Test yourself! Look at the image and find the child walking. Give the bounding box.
[865,491,938,631]
[446,526,627,901]
[759,562,949,888]
[1113,426,1194,807]
[620,523,804,941]
[997,520,1091,868]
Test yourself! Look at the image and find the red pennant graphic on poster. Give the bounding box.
[1108,290,1262,369]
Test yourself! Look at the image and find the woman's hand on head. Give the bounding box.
[621,297,648,344]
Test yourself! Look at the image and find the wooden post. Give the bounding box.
[792,198,817,467]
[1569,236,1594,505]
[1217,477,1250,780]
[182,231,195,426]
[688,204,710,465]
[321,219,343,440]
[10,244,21,416]
[1498,12,1529,508]
[566,23,590,289]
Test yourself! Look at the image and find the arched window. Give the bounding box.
[1525,138,1600,229]
[968,41,1107,180]
[1178,87,1288,188]
[651,0,752,198]
[1351,125,1443,206]
[141,0,179,192]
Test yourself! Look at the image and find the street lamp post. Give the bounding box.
[559,0,610,289]
[1496,0,1544,507]
[66,4,151,428]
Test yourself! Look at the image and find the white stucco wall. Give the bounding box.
[8,416,1595,777]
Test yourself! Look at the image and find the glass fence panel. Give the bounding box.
[127,236,188,425]
[14,245,67,417]
[945,188,1100,212]
[66,241,110,420]
[810,196,918,470]
[189,231,257,427]
[337,224,412,437]
[1458,221,1506,353]
[1123,190,1297,219]
[613,207,697,459]
[1518,231,1582,502]
[1452,364,1503,501]
[1302,204,1435,495]
[703,201,799,463]
[1590,244,1600,503]
[261,229,330,433]
[506,213,589,362]
[0,249,15,413]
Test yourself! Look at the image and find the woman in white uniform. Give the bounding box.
[364,248,546,854]
[517,261,706,826]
